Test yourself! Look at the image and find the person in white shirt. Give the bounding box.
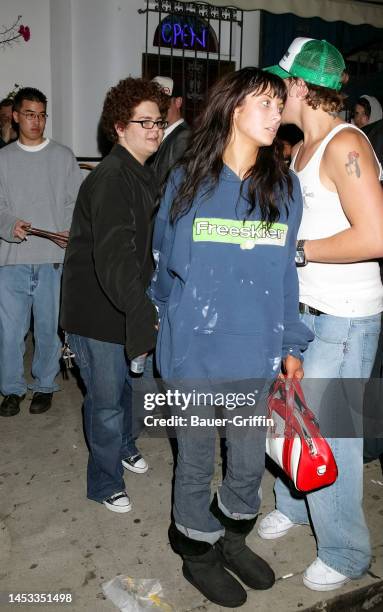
[0,87,82,417]
[258,37,383,592]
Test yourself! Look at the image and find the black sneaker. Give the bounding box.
[122,454,148,474]
[30,392,53,414]
[0,394,25,417]
[103,491,132,513]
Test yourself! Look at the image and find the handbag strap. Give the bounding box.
[288,379,318,424]
[268,378,318,438]
[268,379,295,437]
[284,380,321,451]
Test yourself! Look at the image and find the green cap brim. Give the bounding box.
[263,64,291,79]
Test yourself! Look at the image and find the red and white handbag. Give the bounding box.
[266,378,338,493]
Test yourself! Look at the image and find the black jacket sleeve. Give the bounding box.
[91,171,157,359]
[151,125,190,183]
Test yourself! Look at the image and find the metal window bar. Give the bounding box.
[218,9,221,78]
[169,11,174,77]
[239,9,243,69]
[193,9,198,118]
[182,2,186,100]
[158,3,161,75]
[206,7,210,96]
[138,1,243,123]
[138,0,243,122]
[145,0,149,76]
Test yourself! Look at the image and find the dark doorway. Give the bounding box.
[142,53,235,126]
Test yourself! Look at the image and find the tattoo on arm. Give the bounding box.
[345,150,361,178]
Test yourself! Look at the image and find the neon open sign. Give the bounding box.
[161,22,208,49]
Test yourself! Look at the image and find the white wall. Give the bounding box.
[69,1,260,156]
[50,0,74,149]
[0,0,52,136]
[71,0,146,156]
[1,0,261,157]
[242,10,260,67]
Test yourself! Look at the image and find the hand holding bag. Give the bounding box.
[266,378,338,492]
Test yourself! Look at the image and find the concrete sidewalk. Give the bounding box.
[0,351,382,612]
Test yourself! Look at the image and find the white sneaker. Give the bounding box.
[303,558,350,591]
[103,491,132,513]
[258,510,300,539]
[122,453,148,474]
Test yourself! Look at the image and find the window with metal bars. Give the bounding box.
[139,1,243,124]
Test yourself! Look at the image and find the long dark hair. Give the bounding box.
[170,67,292,223]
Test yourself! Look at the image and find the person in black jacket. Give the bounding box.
[363,118,383,167]
[353,95,383,166]
[149,76,190,183]
[61,78,169,513]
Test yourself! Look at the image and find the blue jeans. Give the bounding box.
[69,334,151,502]
[274,312,380,578]
[0,264,62,396]
[173,401,267,544]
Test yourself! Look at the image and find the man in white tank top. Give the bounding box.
[259,38,383,591]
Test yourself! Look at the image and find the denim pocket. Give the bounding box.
[313,315,350,345]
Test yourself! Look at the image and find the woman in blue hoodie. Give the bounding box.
[151,67,313,608]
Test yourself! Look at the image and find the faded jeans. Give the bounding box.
[173,398,268,544]
[0,264,62,396]
[274,312,380,578]
[68,334,152,502]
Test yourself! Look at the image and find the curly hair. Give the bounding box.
[101,78,170,143]
[304,84,346,114]
[290,75,347,115]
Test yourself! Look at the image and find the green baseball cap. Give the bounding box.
[264,37,346,91]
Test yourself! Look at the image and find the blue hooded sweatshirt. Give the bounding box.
[151,166,313,381]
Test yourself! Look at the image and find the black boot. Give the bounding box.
[0,394,25,417]
[211,495,275,590]
[30,392,53,414]
[168,523,247,608]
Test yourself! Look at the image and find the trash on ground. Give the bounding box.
[281,573,294,579]
[102,576,174,612]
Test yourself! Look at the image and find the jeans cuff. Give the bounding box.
[28,383,60,393]
[1,387,27,396]
[175,522,224,545]
[318,555,370,579]
[217,490,258,520]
